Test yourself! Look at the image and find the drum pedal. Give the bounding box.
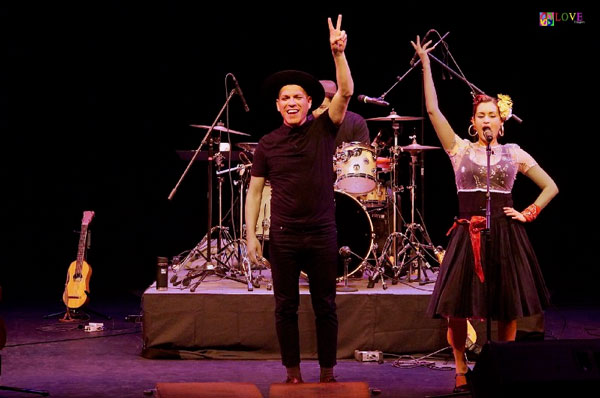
[354,349,384,364]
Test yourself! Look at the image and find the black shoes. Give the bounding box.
[319,376,337,383]
[284,376,304,384]
[453,368,471,393]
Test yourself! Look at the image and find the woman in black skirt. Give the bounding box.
[411,36,558,393]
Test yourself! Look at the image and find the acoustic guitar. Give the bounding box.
[62,211,94,309]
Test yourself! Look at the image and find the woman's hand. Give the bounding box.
[410,35,434,66]
[503,207,526,223]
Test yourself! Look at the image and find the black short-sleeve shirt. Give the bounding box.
[251,111,338,228]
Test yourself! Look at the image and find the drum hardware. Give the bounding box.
[358,125,443,287]
[236,142,259,154]
[170,135,265,290]
[344,112,406,287]
[168,75,253,284]
[231,161,271,291]
[392,136,441,285]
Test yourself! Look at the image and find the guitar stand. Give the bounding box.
[44,301,112,322]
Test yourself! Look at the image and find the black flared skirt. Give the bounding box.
[426,191,550,321]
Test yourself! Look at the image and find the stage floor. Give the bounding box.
[1,287,592,398]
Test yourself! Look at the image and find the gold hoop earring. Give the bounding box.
[499,125,505,137]
[468,124,477,137]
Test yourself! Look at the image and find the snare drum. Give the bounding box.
[355,183,388,208]
[334,142,377,194]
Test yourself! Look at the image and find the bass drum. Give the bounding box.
[335,190,374,279]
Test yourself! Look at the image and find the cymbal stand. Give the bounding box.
[215,144,226,257]
[213,163,262,291]
[390,118,403,274]
[396,137,435,285]
[365,119,406,289]
[168,88,238,266]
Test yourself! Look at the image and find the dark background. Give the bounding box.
[2,4,595,305]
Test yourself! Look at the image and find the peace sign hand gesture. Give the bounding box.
[328,14,347,55]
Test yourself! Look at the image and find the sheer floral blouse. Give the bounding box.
[447,134,537,193]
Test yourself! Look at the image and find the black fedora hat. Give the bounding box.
[262,70,325,110]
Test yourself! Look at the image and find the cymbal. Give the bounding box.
[190,124,251,136]
[399,143,440,152]
[237,142,259,153]
[366,111,423,122]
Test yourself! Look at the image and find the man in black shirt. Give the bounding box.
[245,15,353,384]
[313,79,370,147]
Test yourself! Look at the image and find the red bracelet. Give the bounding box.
[521,204,541,222]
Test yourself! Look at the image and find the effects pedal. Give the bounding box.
[354,349,384,364]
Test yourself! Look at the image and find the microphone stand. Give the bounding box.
[168,89,237,275]
[377,32,451,101]
[337,246,358,292]
[426,53,523,124]
[484,139,493,343]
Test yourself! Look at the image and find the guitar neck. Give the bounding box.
[75,225,89,272]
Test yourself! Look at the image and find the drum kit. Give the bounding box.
[172,112,445,291]
[329,112,444,289]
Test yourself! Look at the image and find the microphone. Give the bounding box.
[410,29,435,66]
[357,95,389,107]
[231,74,250,112]
[339,246,351,258]
[483,127,493,143]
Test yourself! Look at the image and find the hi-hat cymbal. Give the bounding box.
[237,142,259,153]
[366,111,423,122]
[399,143,440,152]
[190,124,251,136]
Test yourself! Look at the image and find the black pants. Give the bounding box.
[269,223,338,368]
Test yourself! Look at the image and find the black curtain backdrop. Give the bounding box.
[2,4,596,304]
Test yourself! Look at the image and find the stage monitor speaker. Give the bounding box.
[155,382,263,398]
[471,339,600,397]
[269,381,369,398]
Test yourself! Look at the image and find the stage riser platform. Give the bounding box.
[141,276,543,359]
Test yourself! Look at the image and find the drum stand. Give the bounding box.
[370,137,442,287]
[172,146,260,291]
[367,120,404,289]
[392,138,439,284]
[229,162,268,291]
